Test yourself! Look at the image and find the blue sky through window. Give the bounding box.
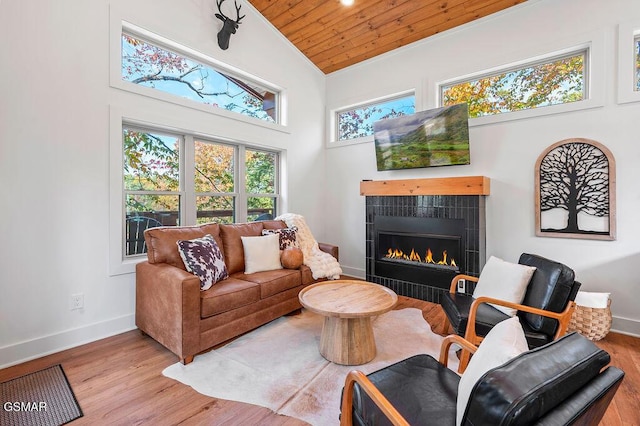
[121,34,276,122]
[338,95,415,141]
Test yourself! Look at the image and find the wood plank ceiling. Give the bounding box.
[248,0,526,74]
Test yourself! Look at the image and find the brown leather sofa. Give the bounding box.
[135,220,339,365]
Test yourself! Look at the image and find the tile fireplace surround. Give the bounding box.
[362,177,489,304]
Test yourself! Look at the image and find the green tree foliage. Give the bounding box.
[124,130,180,213]
[245,150,276,220]
[246,150,275,194]
[443,54,584,117]
[194,142,235,223]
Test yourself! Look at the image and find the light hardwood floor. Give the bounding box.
[1,296,638,425]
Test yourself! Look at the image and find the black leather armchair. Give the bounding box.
[441,253,581,370]
[340,332,624,426]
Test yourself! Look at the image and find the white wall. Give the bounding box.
[0,0,326,367]
[325,0,640,335]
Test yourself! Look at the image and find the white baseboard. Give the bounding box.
[340,265,365,279]
[611,315,640,337]
[0,314,136,369]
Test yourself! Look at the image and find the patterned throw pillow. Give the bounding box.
[177,234,228,291]
[262,226,299,250]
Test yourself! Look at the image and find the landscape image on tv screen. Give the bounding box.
[373,103,470,171]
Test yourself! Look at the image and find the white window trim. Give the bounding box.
[434,38,605,127]
[327,88,418,148]
[109,8,289,132]
[617,20,640,105]
[109,106,284,276]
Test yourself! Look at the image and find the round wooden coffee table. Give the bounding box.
[299,280,398,365]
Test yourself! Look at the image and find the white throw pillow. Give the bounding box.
[241,234,283,274]
[472,256,536,316]
[456,316,528,426]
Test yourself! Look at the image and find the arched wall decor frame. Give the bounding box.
[535,138,616,240]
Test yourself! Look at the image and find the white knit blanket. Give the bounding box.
[276,213,342,280]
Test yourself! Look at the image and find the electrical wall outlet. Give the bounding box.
[457,279,466,293]
[70,293,84,310]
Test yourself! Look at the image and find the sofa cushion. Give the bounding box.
[200,277,261,317]
[472,256,536,316]
[241,234,283,274]
[144,224,221,270]
[519,253,577,335]
[262,226,299,250]
[234,269,302,299]
[177,234,228,290]
[464,332,611,425]
[219,222,265,274]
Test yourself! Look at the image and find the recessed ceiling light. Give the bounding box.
[340,0,355,6]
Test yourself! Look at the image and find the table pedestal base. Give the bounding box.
[319,316,376,365]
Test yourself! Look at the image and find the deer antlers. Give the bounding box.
[215,0,245,50]
[216,0,245,25]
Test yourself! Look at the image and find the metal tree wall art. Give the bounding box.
[535,138,616,240]
[215,0,245,50]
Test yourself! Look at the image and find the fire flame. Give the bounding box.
[385,247,457,267]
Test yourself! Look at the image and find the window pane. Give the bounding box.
[338,95,415,141]
[442,52,585,118]
[125,195,180,256]
[195,141,235,193]
[124,129,180,191]
[122,34,277,122]
[635,36,640,91]
[125,194,180,224]
[196,195,235,224]
[246,149,276,194]
[248,197,275,221]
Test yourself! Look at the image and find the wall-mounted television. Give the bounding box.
[373,103,470,171]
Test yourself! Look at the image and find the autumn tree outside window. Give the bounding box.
[635,35,640,91]
[336,94,415,141]
[121,32,279,123]
[123,126,280,258]
[441,50,586,118]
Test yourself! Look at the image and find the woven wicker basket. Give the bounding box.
[567,299,612,341]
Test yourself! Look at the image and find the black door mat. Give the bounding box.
[1,364,83,425]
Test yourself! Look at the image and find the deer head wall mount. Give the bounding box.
[215,0,245,50]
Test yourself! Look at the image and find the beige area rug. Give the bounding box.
[162,308,459,425]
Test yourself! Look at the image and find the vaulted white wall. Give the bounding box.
[0,0,326,367]
[325,0,640,335]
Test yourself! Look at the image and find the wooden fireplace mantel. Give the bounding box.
[360,176,490,196]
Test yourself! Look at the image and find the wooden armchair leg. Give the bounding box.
[181,355,194,365]
[458,350,471,374]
